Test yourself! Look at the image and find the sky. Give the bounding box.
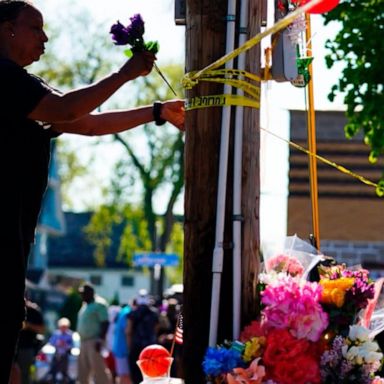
[34,0,185,65]
[31,0,344,223]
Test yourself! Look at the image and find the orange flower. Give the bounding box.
[319,277,355,308]
[226,358,266,384]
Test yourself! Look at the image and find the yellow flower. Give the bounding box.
[320,277,355,308]
[243,336,266,362]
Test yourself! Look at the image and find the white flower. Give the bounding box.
[343,345,361,363]
[364,351,383,364]
[362,341,381,353]
[342,337,383,366]
[349,325,370,342]
[259,271,288,285]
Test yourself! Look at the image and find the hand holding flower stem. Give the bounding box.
[110,14,178,97]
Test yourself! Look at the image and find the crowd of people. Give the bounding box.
[11,283,183,384]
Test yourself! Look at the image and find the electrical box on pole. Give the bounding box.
[271,0,298,82]
[175,0,186,25]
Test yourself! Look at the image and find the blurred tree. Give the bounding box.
[30,5,116,209]
[30,4,185,278]
[323,1,384,195]
[84,66,185,282]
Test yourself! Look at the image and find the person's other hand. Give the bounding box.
[161,99,185,131]
[119,51,156,81]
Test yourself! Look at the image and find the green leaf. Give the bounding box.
[369,149,379,164]
[145,40,159,54]
[124,48,133,58]
[375,180,384,198]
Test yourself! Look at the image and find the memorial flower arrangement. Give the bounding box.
[203,242,384,384]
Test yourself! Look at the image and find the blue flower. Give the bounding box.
[202,346,243,376]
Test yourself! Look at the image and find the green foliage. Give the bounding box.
[55,140,89,209]
[83,206,121,267]
[166,222,184,284]
[110,291,120,306]
[84,202,183,276]
[323,0,384,189]
[84,66,185,276]
[124,41,160,58]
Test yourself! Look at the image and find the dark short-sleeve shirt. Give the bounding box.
[128,305,160,348]
[0,58,60,242]
[17,301,45,349]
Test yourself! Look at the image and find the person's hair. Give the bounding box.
[0,0,35,23]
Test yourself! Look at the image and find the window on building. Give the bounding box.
[121,275,134,287]
[90,275,102,286]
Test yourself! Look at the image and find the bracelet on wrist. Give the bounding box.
[153,101,166,126]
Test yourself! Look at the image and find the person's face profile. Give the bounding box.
[12,7,48,66]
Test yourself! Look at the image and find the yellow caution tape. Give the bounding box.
[260,126,380,191]
[182,69,261,106]
[182,0,323,88]
[182,0,324,110]
[185,94,259,111]
[182,69,261,89]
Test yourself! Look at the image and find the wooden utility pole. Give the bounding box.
[240,0,264,327]
[183,2,228,383]
[183,0,264,382]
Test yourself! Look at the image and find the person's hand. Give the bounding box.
[161,99,185,131]
[119,51,156,81]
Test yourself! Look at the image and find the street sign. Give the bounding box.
[133,252,179,267]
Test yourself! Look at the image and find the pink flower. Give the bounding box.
[265,254,304,277]
[372,377,384,384]
[261,276,329,342]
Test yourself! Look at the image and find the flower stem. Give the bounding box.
[153,62,178,97]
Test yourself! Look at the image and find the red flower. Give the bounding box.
[239,321,265,343]
[263,329,321,384]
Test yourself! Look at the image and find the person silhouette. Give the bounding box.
[45,317,74,383]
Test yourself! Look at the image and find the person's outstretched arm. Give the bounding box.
[52,99,185,134]
[28,51,155,123]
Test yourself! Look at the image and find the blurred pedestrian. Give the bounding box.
[126,290,160,384]
[112,303,132,384]
[44,317,74,383]
[77,283,111,384]
[105,305,121,383]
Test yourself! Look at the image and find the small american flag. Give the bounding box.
[174,311,183,345]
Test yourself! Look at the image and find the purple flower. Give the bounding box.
[110,21,131,45]
[127,13,145,40]
[109,13,159,54]
[110,14,145,48]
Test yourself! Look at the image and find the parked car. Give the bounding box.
[32,331,80,383]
